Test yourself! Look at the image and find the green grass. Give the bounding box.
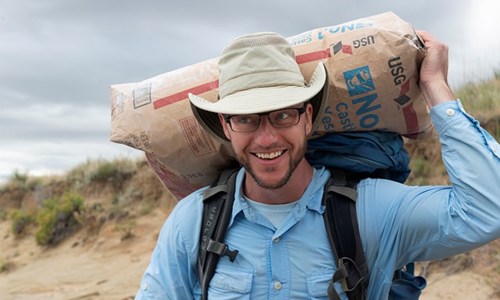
[457,76,500,116]
[66,157,139,190]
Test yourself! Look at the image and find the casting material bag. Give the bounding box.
[110,11,431,199]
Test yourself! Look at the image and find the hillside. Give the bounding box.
[0,77,499,299]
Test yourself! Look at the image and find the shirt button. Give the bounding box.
[274,281,282,290]
[493,144,499,155]
[273,237,280,243]
[446,108,455,116]
[141,283,148,291]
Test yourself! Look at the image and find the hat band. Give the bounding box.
[219,70,304,98]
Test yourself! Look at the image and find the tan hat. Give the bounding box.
[189,32,328,142]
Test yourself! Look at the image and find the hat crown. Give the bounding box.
[218,32,305,99]
[222,32,290,51]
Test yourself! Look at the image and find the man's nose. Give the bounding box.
[253,116,278,144]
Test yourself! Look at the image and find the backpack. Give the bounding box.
[196,168,426,300]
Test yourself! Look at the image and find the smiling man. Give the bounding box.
[220,103,314,202]
[135,32,500,299]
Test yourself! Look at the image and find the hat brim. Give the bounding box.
[190,62,328,143]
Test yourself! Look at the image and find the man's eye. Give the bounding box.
[235,116,257,124]
[274,111,292,121]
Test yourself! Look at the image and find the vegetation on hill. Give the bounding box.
[0,76,499,296]
[0,158,176,249]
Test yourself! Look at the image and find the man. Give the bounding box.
[135,31,500,299]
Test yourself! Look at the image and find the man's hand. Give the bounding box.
[416,30,455,107]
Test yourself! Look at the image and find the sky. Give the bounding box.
[1,0,499,183]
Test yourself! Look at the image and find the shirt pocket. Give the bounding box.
[307,271,347,300]
[208,268,253,300]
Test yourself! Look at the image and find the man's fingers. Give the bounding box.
[415,30,433,44]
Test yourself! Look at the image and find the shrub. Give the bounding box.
[10,170,28,186]
[0,209,7,221]
[10,209,35,236]
[87,159,137,191]
[91,162,120,182]
[0,259,14,273]
[35,191,84,246]
[0,170,29,193]
[407,157,429,185]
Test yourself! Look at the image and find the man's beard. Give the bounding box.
[237,139,307,190]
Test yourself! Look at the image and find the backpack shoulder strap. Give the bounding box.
[323,168,369,300]
[197,169,239,300]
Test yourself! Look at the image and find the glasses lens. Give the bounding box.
[230,114,260,132]
[269,108,300,127]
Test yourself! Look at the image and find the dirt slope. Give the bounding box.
[0,208,169,300]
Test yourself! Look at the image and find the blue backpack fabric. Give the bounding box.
[306,131,411,183]
[390,265,427,299]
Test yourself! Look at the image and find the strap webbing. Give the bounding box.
[197,169,239,300]
[323,169,368,300]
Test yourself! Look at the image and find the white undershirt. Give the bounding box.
[244,196,298,229]
[243,169,315,228]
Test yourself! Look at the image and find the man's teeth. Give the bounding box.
[256,151,283,159]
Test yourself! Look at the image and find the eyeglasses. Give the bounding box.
[223,106,306,132]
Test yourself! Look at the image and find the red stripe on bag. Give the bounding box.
[153,80,219,109]
[400,80,410,96]
[402,103,419,136]
[295,49,331,64]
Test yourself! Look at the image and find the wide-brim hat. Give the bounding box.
[189,32,328,143]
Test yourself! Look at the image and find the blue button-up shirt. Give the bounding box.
[136,100,500,299]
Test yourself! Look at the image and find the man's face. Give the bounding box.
[219,103,313,190]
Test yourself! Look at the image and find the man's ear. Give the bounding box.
[305,103,313,135]
[218,114,231,141]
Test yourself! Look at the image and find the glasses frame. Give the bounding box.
[222,105,307,133]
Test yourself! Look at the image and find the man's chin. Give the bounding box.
[251,171,290,190]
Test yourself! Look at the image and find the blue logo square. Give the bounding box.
[343,66,375,96]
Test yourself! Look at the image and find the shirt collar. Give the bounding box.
[230,166,330,226]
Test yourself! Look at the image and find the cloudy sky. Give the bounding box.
[1,0,499,183]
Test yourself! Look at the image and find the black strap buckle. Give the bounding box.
[334,256,365,292]
[206,239,239,262]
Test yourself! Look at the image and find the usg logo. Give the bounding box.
[343,66,375,96]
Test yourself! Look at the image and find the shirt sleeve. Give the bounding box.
[358,99,500,268]
[135,191,204,300]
